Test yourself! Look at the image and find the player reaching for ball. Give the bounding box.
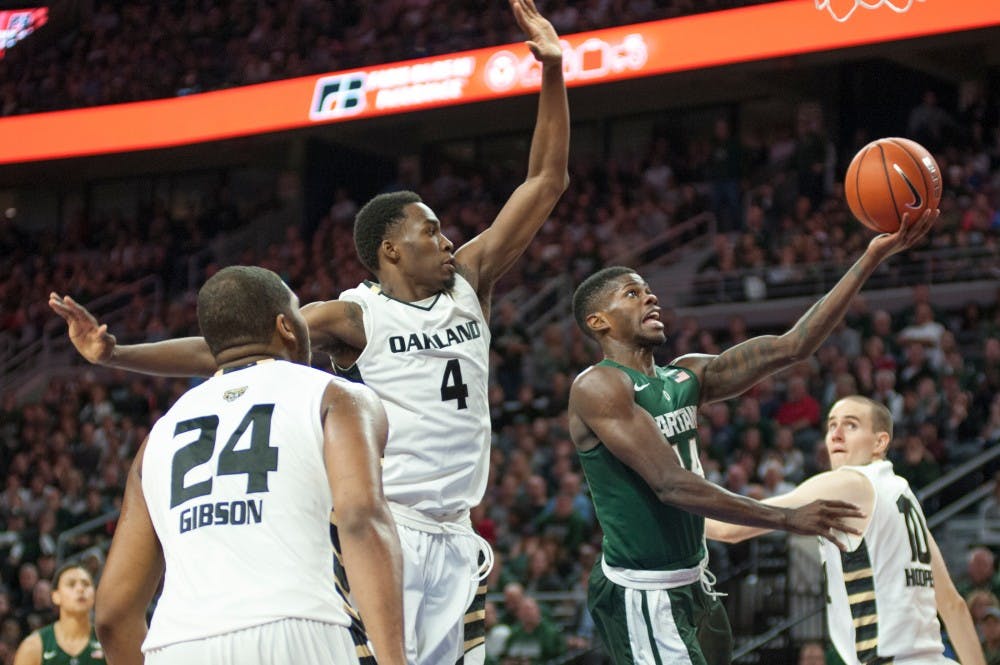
[706,396,985,665]
[567,208,937,665]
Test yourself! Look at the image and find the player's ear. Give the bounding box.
[873,431,891,459]
[586,311,610,336]
[275,313,296,345]
[381,237,400,264]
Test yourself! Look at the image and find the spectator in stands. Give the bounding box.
[797,640,825,665]
[892,435,941,491]
[759,456,796,498]
[492,300,532,400]
[981,606,1000,665]
[908,90,958,152]
[979,472,1000,547]
[898,342,938,393]
[500,582,526,627]
[775,375,822,449]
[898,302,947,369]
[966,590,1000,629]
[500,595,565,665]
[484,600,511,665]
[957,547,1000,599]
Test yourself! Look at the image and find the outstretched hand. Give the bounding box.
[784,499,865,551]
[867,208,938,261]
[48,293,116,364]
[509,0,562,64]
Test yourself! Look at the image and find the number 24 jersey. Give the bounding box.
[141,360,351,651]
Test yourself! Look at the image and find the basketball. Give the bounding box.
[844,137,942,233]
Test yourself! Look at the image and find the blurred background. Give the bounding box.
[0,1,998,663]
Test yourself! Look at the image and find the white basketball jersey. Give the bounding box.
[820,460,944,665]
[339,274,491,517]
[141,360,350,651]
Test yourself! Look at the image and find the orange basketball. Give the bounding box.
[844,137,942,233]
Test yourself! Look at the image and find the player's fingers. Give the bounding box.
[520,0,540,17]
[827,518,863,535]
[820,499,860,511]
[822,531,848,551]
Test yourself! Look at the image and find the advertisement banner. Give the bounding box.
[1,0,997,164]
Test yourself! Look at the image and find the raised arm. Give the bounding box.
[568,366,862,547]
[677,209,938,404]
[929,535,987,665]
[322,381,405,665]
[95,440,165,665]
[455,0,569,296]
[705,469,872,544]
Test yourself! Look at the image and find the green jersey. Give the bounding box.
[38,624,105,665]
[578,359,705,571]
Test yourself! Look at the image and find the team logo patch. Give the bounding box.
[223,386,248,402]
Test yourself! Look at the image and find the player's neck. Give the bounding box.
[56,612,90,639]
[376,273,438,302]
[215,348,284,371]
[602,341,657,376]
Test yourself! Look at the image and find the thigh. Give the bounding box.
[694,594,732,665]
[587,566,708,665]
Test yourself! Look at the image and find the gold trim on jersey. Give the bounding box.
[840,538,881,664]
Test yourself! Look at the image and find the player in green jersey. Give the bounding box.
[13,564,106,665]
[567,209,936,665]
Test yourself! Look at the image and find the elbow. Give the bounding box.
[337,498,392,538]
[652,480,698,513]
[938,586,968,618]
[776,335,810,364]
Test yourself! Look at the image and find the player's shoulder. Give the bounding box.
[570,364,631,402]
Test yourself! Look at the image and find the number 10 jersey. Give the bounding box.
[820,460,946,664]
[339,274,491,518]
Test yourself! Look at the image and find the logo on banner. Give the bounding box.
[310,73,368,120]
[484,35,648,92]
[816,0,927,23]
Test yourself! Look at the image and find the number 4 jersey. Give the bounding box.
[820,460,946,665]
[141,360,351,651]
[338,274,491,518]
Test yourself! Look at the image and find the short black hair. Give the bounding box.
[53,563,90,589]
[354,190,423,274]
[572,266,636,339]
[197,266,293,356]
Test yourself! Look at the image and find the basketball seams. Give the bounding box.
[851,145,877,231]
